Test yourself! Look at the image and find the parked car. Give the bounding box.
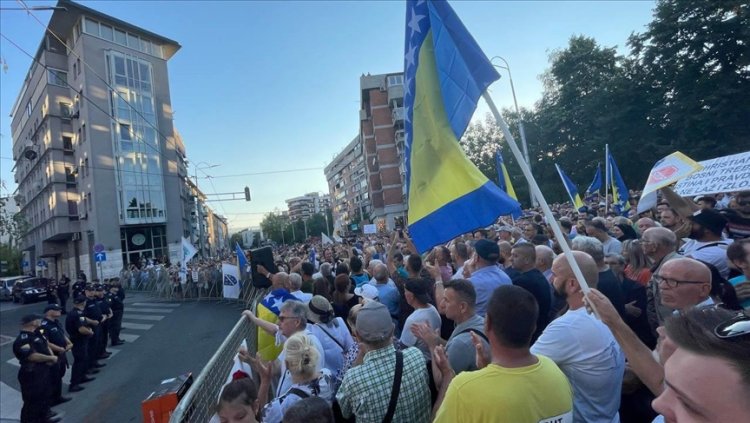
[12,277,50,304]
[0,276,30,301]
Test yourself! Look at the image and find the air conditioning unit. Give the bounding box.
[79,212,88,220]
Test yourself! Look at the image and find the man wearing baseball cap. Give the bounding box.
[680,208,733,278]
[13,313,60,422]
[468,239,511,317]
[39,304,72,405]
[336,301,431,422]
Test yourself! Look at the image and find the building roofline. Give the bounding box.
[56,0,181,55]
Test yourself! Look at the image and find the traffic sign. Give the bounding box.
[94,243,105,254]
[94,252,107,262]
[37,260,47,268]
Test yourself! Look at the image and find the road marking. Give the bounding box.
[125,307,173,313]
[118,333,140,343]
[130,302,180,307]
[1,381,22,420]
[120,322,154,330]
[121,314,164,321]
[0,335,14,347]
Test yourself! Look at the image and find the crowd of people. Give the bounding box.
[210,189,750,423]
[12,272,126,423]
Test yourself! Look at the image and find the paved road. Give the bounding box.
[0,293,245,422]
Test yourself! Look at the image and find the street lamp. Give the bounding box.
[491,56,537,207]
[192,162,220,257]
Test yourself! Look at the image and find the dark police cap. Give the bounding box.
[94,284,105,291]
[43,304,62,313]
[73,295,87,304]
[84,284,95,291]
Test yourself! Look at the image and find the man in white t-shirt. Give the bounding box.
[679,209,733,278]
[531,251,625,423]
[400,279,441,360]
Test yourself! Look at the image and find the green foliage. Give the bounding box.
[460,1,748,202]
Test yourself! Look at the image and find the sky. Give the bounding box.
[0,0,656,231]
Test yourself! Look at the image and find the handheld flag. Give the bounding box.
[321,233,334,245]
[555,164,585,210]
[495,151,518,201]
[180,237,198,283]
[257,289,299,360]
[636,152,703,214]
[222,263,241,299]
[403,0,521,253]
[586,165,602,194]
[607,151,630,214]
[235,242,248,272]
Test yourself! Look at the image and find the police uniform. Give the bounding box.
[39,315,68,403]
[13,321,53,422]
[65,300,92,390]
[108,287,124,345]
[46,280,59,305]
[72,280,86,299]
[83,290,104,370]
[57,276,71,313]
[95,286,112,358]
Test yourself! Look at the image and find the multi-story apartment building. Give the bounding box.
[360,72,407,231]
[324,135,370,234]
[10,0,182,278]
[285,192,331,222]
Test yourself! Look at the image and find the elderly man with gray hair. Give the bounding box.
[288,273,312,303]
[571,236,626,319]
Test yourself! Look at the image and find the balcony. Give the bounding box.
[387,84,404,104]
[392,107,404,124]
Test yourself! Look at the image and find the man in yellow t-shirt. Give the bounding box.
[433,285,573,423]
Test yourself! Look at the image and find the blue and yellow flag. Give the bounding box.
[607,152,630,214]
[495,151,518,201]
[555,164,585,210]
[256,289,298,360]
[586,165,602,194]
[404,0,521,253]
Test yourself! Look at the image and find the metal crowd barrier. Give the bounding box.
[169,287,269,423]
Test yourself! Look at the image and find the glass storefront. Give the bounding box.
[120,225,168,266]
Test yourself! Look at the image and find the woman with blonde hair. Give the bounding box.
[622,239,652,286]
[252,333,334,423]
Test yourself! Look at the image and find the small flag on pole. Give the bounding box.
[496,151,518,201]
[636,152,703,214]
[555,164,585,210]
[403,0,521,253]
[321,233,334,245]
[607,151,631,214]
[586,165,602,194]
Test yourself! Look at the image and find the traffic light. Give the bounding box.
[244,186,251,201]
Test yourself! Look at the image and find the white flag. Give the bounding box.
[181,237,198,283]
[222,263,241,299]
[636,152,703,214]
[333,234,342,243]
[321,232,333,245]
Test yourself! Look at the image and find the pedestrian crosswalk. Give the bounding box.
[1,299,181,421]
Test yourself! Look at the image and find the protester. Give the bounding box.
[432,285,573,422]
[216,376,260,423]
[289,273,312,303]
[722,190,750,240]
[331,274,359,319]
[467,239,512,316]
[508,243,552,341]
[571,236,627,319]
[400,279,441,360]
[679,208,733,279]
[306,295,354,378]
[585,217,623,255]
[282,397,334,423]
[531,251,625,423]
[534,245,555,283]
[336,301,431,422]
[641,227,681,332]
[727,238,750,309]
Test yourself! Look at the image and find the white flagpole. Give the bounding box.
[605,144,610,215]
[483,92,597,303]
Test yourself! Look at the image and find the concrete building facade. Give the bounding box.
[10,0,183,279]
[285,192,331,222]
[324,136,370,234]
[360,72,407,231]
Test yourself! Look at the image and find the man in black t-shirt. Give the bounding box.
[509,243,552,341]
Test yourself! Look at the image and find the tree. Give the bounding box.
[229,232,244,248]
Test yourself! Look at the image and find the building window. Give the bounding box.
[84,158,89,177]
[86,193,92,211]
[119,123,132,140]
[62,136,73,150]
[387,75,404,86]
[48,69,68,87]
[26,100,32,117]
[81,123,86,143]
[76,58,81,75]
[100,23,114,41]
[83,17,99,36]
[60,102,72,118]
[68,200,78,220]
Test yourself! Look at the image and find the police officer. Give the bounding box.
[72,278,86,300]
[56,275,70,314]
[45,279,59,306]
[65,296,94,392]
[13,314,60,423]
[108,284,125,346]
[83,284,106,371]
[95,284,112,359]
[39,304,72,406]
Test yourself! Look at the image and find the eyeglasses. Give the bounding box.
[278,315,299,322]
[714,312,750,339]
[653,274,706,288]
